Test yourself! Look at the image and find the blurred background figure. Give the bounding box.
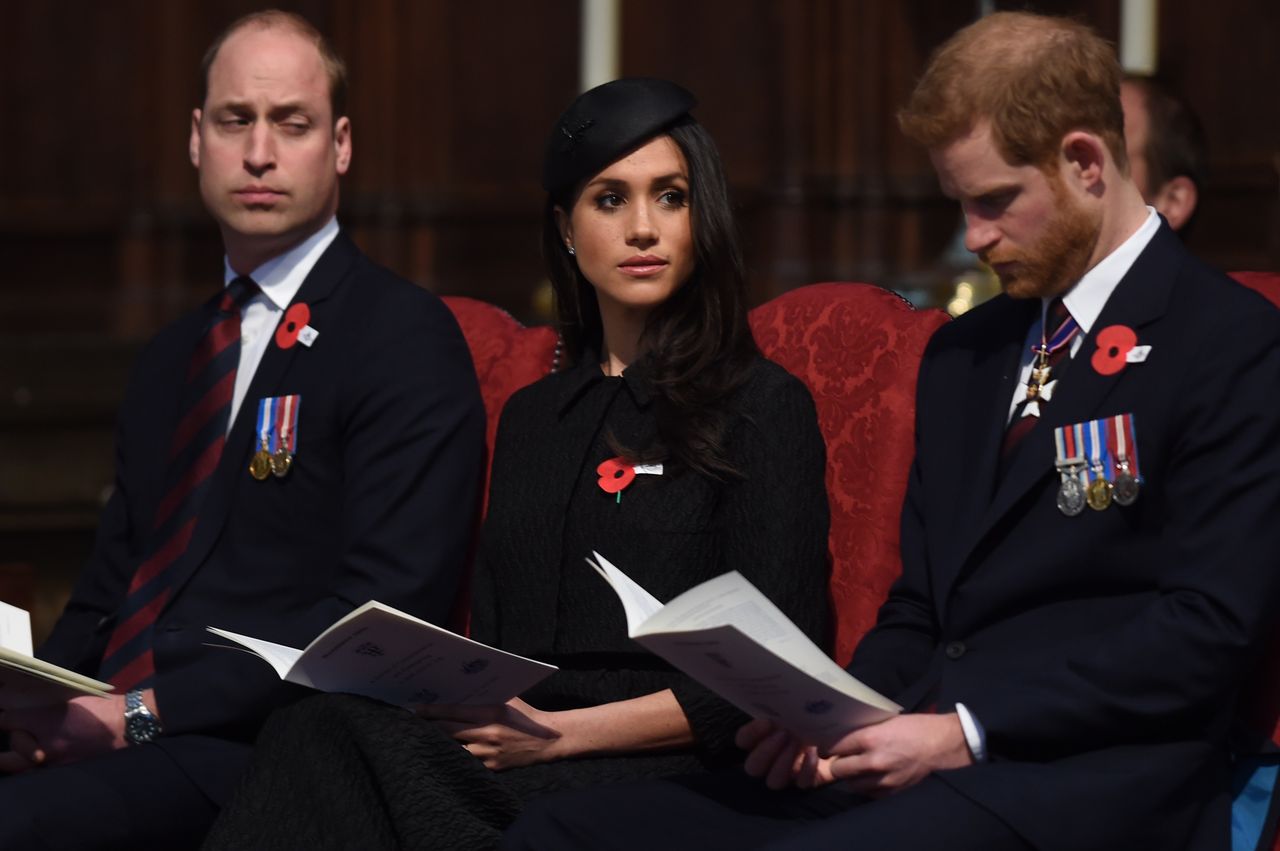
[1120,74,1207,234]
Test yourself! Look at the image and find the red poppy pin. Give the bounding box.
[1091,324,1138,376]
[597,457,636,502]
[276,303,314,350]
[596,458,664,504]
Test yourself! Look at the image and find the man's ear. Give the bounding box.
[1152,176,1198,232]
[553,206,573,252]
[189,109,203,168]
[333,116,352,175]
[1060,131,1108,192]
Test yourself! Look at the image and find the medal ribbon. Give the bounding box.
[1037,314,1080,358]
[257,397,276,451]
[273,394,300,455]
[1073,421,1092,488]
[1108,413,1142,483]
[1123,414,1140,480]
[1054,423,1084,468]
[1084,418,1113,485]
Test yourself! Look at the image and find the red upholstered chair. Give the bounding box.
[1232,271,1280,309]
[441,297,558,632]
[749,283,949,664]
[441,296,559,512]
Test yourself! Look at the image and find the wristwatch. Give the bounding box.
[124,689,162,745]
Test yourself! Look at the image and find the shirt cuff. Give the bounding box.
[954,702,988,763]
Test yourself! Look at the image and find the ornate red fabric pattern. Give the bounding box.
[750,283,948,665]
[442,297,559,513]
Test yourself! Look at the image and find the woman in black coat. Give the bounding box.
[204,77,831,851]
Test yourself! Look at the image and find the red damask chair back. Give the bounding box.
[441,297,558,634]
[441,296,559,513]
[749,283,949,664]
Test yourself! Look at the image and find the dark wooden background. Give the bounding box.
[2,0,1277,640]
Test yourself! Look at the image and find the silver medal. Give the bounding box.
[1057,470,1086,516]
[1113,461,1139,506]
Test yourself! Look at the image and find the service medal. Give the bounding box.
[1108,414,1142,507]
[1056,471,1086,516]
[249,448,273,481]
[270,448,292,478]
[1086,477,1113,511]
[1113,466,1139,506]
[253,394,302,481]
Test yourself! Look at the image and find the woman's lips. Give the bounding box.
[618,256,668,276]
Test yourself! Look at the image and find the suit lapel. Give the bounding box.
[520,365,620,650]
[163,233,361,601]
[933,296,1035,598]
[951,225,1180,588]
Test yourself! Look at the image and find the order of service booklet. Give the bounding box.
[587,551,901,749]
[0,600,114,708]
[207,601,557,707]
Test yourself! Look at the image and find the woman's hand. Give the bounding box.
[416,698,565,771]
[736,718,837,790]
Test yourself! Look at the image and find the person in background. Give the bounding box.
[1120,74,1207,234]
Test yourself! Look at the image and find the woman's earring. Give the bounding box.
[567,245,576,256]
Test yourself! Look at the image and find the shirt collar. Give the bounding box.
[555,349,656,415]
[222,217,340,310]
[1052,207,1160,333]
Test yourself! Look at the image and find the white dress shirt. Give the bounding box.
[1005,208,1161,423]
[223,217,339,431]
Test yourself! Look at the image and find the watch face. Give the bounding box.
[126,713,160,745]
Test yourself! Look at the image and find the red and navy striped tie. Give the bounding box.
[98,276,259,690]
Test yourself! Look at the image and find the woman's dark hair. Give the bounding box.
[540,118,759,479]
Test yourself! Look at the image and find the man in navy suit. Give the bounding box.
[504,12,1280,851]
[0,10,483,848]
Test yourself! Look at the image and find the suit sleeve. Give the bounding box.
[968,304,1280,759]
[669,370,833,754]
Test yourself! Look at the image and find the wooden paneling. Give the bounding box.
[1,0,1277,638]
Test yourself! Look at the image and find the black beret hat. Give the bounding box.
[541,77,697,194]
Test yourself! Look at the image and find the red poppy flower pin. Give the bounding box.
[596,457,664,504]
[276,302,319,350]
[1091,325,1150,376]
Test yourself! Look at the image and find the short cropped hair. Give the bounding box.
[1125,75,1207,192]
[199,9,348,120]
[899,11,1126,172]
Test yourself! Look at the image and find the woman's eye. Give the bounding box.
[659,189,687,207]
[595,193,624,210]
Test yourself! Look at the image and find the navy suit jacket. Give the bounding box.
[38,232,485,802]
[849,224,1280,850]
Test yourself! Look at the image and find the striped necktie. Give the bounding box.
[99,276,259,690]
